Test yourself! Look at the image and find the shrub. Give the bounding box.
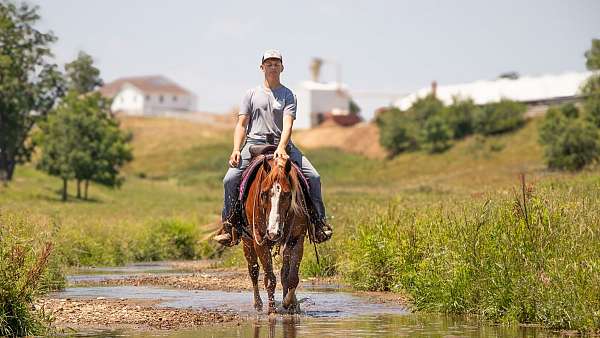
[375,108,419,156]
[475,99,526,135]
[539,104,600,171]
[136,219,199,261]
[409,94,445,123]
[422,114,452,153]
[445,97,479,139]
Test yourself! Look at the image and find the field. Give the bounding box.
[1,115,599,332]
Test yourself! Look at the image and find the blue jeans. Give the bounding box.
[222,141,326,221]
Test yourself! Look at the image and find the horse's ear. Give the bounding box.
[262,158,271,173]
[284,159,292,174]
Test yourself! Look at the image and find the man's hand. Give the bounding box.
[229,150,241,167]
[274,146,289,160]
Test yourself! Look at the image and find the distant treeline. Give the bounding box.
[376,38,600,171]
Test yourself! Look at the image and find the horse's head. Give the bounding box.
[259,157,299,241]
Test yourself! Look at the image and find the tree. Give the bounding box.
[63,50,105,197]
[36,92,132,201]
[0,2,64,182]
[475,99,526,135]
[35,94,79,201]
[408,94,445,123]
[375,108,419,157]
[445,96,479,139]
[65,51,103,94]
[584,38,600,71]
[539,104,600,171]
[582,39,600,128]
[422,114,452,153]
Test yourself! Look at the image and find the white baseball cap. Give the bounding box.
[261,49,282,63]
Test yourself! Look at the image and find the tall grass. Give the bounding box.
[56,218,211,266]
[344,175,600,332]
[0,213,65,336]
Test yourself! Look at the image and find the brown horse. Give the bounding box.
[242,156,308,314]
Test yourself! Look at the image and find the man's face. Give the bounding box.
[261,59,283,75]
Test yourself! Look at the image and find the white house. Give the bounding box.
[294,81,352,129]
[100,75,196,115]
[393,71,593,111]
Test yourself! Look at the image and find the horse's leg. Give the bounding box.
[257,244,277,314]
[280,243,291,304]
[282,236,305,313]
[243,239,262,311]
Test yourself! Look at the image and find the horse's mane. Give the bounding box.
[254,159,304,216]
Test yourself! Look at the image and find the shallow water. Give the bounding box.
[54,265,563,337]
[52,286,560,337]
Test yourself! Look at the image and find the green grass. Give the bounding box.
[343,174,600,332]
[1,115,599,331]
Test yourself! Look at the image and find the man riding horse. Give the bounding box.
[214,49,332,246]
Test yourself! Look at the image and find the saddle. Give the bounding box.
[227,144,321,241]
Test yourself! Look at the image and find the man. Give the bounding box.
[214,49,332,246]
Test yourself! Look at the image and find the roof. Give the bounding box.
[298,80,349,91]
[99,75,192,97]
[322,112,362,127]
[394,71,594,110]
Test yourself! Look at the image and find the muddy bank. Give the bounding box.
[37,297,240,331]
[69,267,345,293]
[70,269,253,291]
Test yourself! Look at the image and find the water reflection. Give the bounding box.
[129,313,560,338]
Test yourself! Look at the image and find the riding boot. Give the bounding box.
[214,221,239,247]
[313,218,333,243]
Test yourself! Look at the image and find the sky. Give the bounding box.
[36,0,600,120]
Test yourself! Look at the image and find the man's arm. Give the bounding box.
[229,114,249,167]
[275,114,293,159]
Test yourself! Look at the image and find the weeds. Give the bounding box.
[0,213,64,336]
[344,176,600,332]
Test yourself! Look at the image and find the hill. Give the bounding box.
[1,114,593,267]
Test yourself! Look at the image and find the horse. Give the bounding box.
[241,155,308,314]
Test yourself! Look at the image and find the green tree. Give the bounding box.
[0,2,65,182]
[63,50,105,197]
[422,114,452,153]
[539,104,600,171]
[584,38,600,71]
[409,94,445,123]
[445,96,479,139]
[475,99,526,135]
[582,39,600,128]
[35,94,79,201]
[64,51,103,94]
[375,108,419,157]
[36,92,132,201]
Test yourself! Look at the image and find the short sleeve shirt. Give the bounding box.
[239,85,296,142]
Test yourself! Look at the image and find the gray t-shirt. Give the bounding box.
[239,85,296,143]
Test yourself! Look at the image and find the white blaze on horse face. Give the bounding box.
[267,182,282,238]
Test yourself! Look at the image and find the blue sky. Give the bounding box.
[37,0,600,119]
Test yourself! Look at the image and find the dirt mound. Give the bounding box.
[294,122,386,159]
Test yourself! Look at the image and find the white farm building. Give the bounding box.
[294,81,354,129]
[394,71,593,111]
[100,75,196,116]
